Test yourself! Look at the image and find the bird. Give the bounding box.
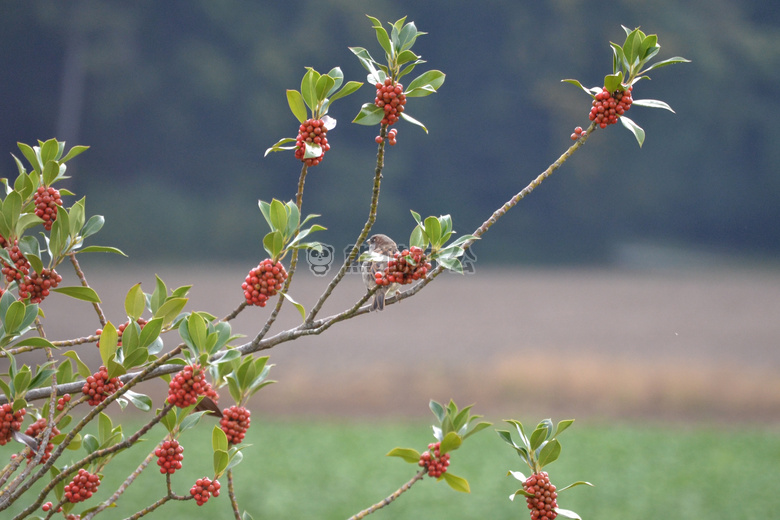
[362,234,398,311]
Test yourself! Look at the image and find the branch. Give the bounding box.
[347,469,426,519]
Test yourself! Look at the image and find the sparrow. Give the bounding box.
[362,234,398,311]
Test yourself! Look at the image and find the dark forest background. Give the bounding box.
[2,0,778,266]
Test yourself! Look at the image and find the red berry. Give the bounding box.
[82,366,123,406]
[155,438,185,474]
[374,246,430,287]
[167,364,218,408]
[34,186,63,231]
[374,80,405,127]
[588,86,632,129]
[190,477,220,506]
[295,118,329,166]
[1,241,30,283]
[18,268,62,304]
[63,468,101,503]
[0,403,25,445]
[242,259,288,307]
[24,417,60,465]
[418,441,451,478]
[219,405,251,444]
[523,472,558,520]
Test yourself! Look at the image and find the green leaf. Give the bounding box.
[603,71,624,93]
[367,15,393,56]
[262,231,284,260]
[538,438,562,467]
[212,424,229,452]
[99,322,119,368]
[286,90,307,123]
[442,472,470,493]
[496,430,518,449]
[40,139,59,165]
[281,292,305,320]
[315,73,336,103]
[63,350,92,379]
[631,98,676,112]
[18,142,42,173]
[61,144,89,163]
[185,312,207,352]
[423,216,442,246]
[51,286,101,303]
[80,214,105,239]
[352,103,385,126]
[153,297,188,327]
[398,21,420,52]
[510,488,535,500]
[429,399,446,423]
[4,300,26,334]
[558,481,594,492]
[263,137,297,157]
[399,112,428,133]
[619,116,645,147]
[439,431,462,455]
[11,336,56,350]
[76,245,127,256]
[124,283,145,320]
[405,70,446,97]
[300,68,320,111]
[463,420,492,440]
[555,419,575,437]
[123,389,152,411]
[386,447,421,463]
[329,81,363,103]
[269,199,287,232]
[138,317,163,349]
[639,56,691,74]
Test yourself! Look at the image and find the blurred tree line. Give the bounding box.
[1,0,778,265]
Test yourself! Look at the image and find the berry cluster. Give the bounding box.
[82,366,124,406]
[0,403,25,445]
[63,468,101,503]
[523,471,558,520]
[155,438,184,474]
[190,477,221,506]
[41,502,62,513]
[589,86,633,128]
[33,185,63,231]
[375,78,406,126]
[95,318,148,347]
[374,246,431,287]
[375,128,399,146]
[167,364,218,408]
[219,405,251,444]
[242,259,288,307]
[418,441,450,478]
[24,418,60,465]
[1,242,30,283]
[18,268,62,303]
[57,394,72,411]
[295,118,330,167]
[570,126,587,141]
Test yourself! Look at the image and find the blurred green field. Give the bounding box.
[6,418,779,519]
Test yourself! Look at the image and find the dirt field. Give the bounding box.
[25,262,780,423]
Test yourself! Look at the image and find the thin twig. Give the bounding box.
[347,470,426,520]
[69,252,107,327]
[83,448,157,519]
[228,469,242,520]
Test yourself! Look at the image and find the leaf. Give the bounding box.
[300,68,320,111]
[639,56,691,74]
[4,300,26,334]
[442,472,470,493]
[405,70,446,97]
[315,72,336,102]
[558,480,595,492]
[286,90,307,123]
[507,470,527,482]
[11,336,56,349]
[124,283,145,320]
[98,322,118,368]
[510,488,535,500]
[555,419,575,437]
[153,297,188,327]
[262,230,284,259]
[439,431,462,455]
[352,103,385,126]
[496,430,518,449]
[61,144,89,163]
[631,98,676,112]
[619,116,645,147]
[386,447,421,463]
[63,351,92,379]
[18,142,42,173]
[367,15,393,56]
[51,286,101,303]
[429,400,446,423]
[281,292,305,320]
[212,425,229,452]
[538,438,562,467]
[123,389,152,411]
[463,420,492,440]
[263,137,297,157]
[399,112,428,133]
[603,71,624,92]
[214,449,229,476]
[329,81,363,103]
[76,245,127,256]
[555,508,583,520]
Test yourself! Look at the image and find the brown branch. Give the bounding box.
[69,252,107,327]
[348,469,426,520]
[228,469,242,520]
[83,447,157,519]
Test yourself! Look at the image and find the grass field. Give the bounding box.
[5,418,779,519]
